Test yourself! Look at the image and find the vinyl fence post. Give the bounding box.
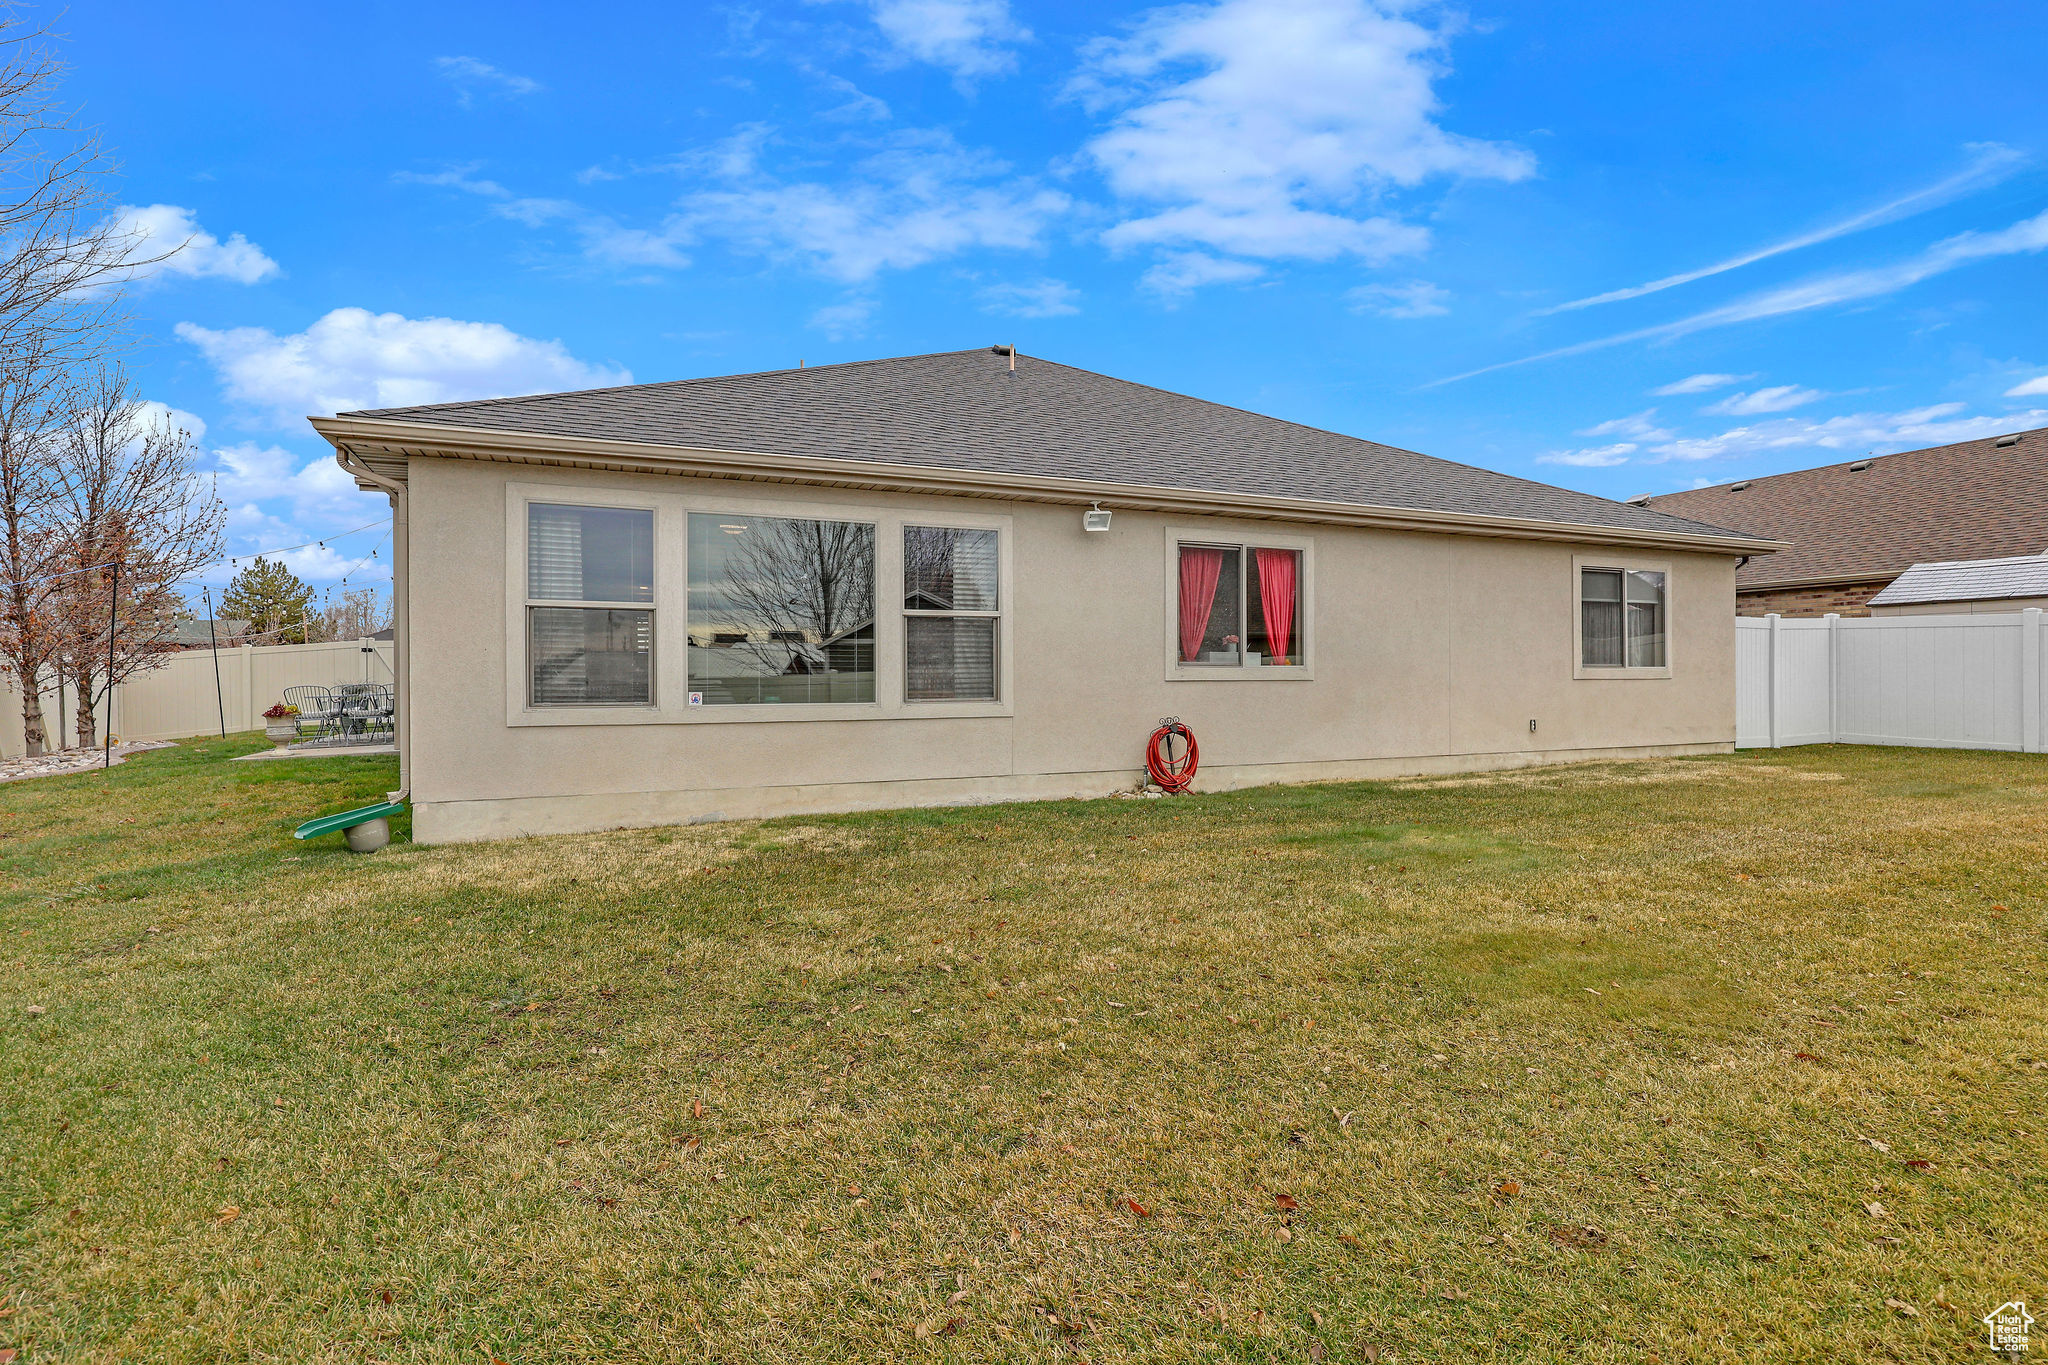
[1825,613,1842,744]
[1766,613,1782,749]
[240,640,255,732]
[2024,608,2043,755]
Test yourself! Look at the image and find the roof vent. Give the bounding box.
[1996,433,2022,447]
[1624,494,1652,506]
[1849,459,1873,472]
[991,344,1013,355]
[1730,480,1753,491]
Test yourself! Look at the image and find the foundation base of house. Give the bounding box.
[409,740,1736,844]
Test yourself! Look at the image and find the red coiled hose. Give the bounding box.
[1146,718,1199,794]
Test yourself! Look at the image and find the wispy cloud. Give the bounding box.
[1536,443,1634,467]
[1652,372,1751,396]
[1703,385,1824,416]
[1139,251,1265,299]
[1644,403,2048,463]
[2007,373,2048,398]
[978,278,1081,317]
[1077,0,1530,289]
[865,0,1029,82]
[1347,279,1449,318]
[1578,410,1674,442]
[1540,142,2025,314]
[1430,203,2048,387]
[435,56,543,105]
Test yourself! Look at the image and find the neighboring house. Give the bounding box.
[311,347,1777,844]
[1641,426,2048,617]
[1867,553,2048,614]
[158,617,251,650]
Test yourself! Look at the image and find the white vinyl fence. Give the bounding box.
[0,638,394,758]
[1737,610,2046,752]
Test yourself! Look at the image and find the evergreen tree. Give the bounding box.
[219,556,315,643]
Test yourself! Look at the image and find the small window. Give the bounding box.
[904,526,999,701]
[1580,566,1666,669]
[526,503,654,706]
[687,512,876,704]
[1177,543,1302,667]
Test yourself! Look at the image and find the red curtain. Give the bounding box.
[1177,547,1225,662]
[1255,548,1296,664]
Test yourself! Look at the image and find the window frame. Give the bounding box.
[1162,525,1314,682]
[902,523,1005,704]
[504,481,1012,726]
[1572,552,1674,680]
[520,496,662,713]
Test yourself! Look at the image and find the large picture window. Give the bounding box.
[1580,566,1666,669]
[1177,543,1302,668]
[687,512,876,704]
[526,502,654,706]
[904,526,999,701]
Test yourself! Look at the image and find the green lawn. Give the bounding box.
[3,737,2044,1363]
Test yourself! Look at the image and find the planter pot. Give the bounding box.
[264,721,298,746]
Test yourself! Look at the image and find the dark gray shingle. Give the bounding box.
[345,348,1752,543]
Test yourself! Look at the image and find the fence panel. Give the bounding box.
[1738,610,2037,752]
[0,639,395,757]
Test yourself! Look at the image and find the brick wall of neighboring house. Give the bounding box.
[1734,581,1891,618]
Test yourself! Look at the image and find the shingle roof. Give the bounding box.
[1643,426,2048,588]
[1868,553,2048,606]
[341,347,1755,545]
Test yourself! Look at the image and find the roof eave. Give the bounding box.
[309,415,1787,556]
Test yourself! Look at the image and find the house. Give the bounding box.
[1867,553,2048,614]
[1639,425,2048,616]
[158,616,251,650]
[311,347,1777,844]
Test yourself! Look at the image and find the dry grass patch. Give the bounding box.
[3,737,2045,1363]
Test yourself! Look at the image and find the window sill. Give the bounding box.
[1166,664,1314,682]
[1573,666,1672,681]
[506,701,1016,726]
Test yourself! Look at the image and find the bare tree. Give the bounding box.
[318,586,390,641]
[717,518,875,677]
[0,321,64,750]
[47,365,221,747]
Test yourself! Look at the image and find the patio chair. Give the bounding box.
[281,686,338,744]
[334,682,395,745]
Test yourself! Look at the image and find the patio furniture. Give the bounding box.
[281,686,340,744]
[333,683,395,745]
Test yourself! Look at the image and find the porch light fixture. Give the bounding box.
[1083,503,1111,533]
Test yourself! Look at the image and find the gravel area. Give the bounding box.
[0,739,176,783]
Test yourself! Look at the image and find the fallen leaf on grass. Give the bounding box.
[1126,1198,1149,1217]
[692,1098,706,1120]
[1884,1298,1920,1318]
[213,1205,239,1225]
[947,1289,970,1306]
[1274,1194,1299,1211]
[1864,1202,1887,1219]
[1856,1137,1891,1153]
[1549,1224,1608,1249]
[1,1349,19,1363]
[1793,1052,1823,1062]
[1904,1159,1934,1171]
[1494,1181,1521,1200]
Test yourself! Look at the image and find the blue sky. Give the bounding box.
[68,0,2048,597]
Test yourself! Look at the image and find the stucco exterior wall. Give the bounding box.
[403,458,1738,842]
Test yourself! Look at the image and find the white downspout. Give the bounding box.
[337,449,410,804]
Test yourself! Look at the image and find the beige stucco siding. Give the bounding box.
[402,457,1736,842]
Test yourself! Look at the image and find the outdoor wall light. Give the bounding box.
[1083,503,1111,533]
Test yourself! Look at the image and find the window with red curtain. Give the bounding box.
[1177,542,1303,667]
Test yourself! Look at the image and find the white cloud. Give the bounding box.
[1704,385,1825,416]
[678,129,1069,283]
[436,56,543,103]
[394,165,692,269]
[1078,0,1531,281]
[1645,402,2048,463]
[1577,410,1674,442]
[1652,372,1751,396]
[867,0,1028,81]
[808,296,876,339]
[1140,251,1265,298]
[978,277,1081,317]
[1542,143,2026,314]
[176,307,631,422]
[1347,279,1448,318]
[113,204,279,285]
[1537,443,1635,467]
[137,400,206,443]
[2007,373,2048,397]
[1433,203,2048,386]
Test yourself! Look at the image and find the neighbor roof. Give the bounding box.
[1868,553,2048,606]
[1644,426,2048,589]
[333,348,1759,547]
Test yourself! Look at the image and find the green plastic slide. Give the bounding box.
[293,800,405,842]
